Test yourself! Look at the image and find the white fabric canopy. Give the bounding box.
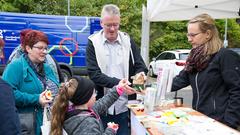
[147,0,240,22]
[141,0,240,65]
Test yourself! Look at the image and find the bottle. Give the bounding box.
[144,87,156,113]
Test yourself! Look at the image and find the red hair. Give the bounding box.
[22,30,49,52]
[0,38,4,47]
[20,29,32,46]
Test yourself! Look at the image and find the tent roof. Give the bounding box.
[147,0,240,22]
[141,0,240,65]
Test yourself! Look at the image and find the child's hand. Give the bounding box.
[107,122,119,132]
[118,79,130,88]
[117,79,135,95]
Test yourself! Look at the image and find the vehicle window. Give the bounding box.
[165,53,175,60]
[179,53,189,60]
[157,53,167,60]
[170,53,176,59]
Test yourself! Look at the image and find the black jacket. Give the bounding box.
[172,48,240,129]
[86,38,148,100]
[0,78,21,135]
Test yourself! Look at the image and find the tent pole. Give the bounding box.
[223,19,228,48]
[67,0,70,16]
[141,5,150,65]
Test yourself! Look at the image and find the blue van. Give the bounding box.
[0,12,101,78]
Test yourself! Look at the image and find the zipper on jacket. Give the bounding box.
[195,73,200,111]
[213,99,216,112]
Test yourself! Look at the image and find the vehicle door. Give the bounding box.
[155,52,176,77]
[154,52,172,74]
[160,52,175,69]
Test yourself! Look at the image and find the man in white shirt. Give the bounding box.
[86,4,148,135]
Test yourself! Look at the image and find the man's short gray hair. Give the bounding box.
[101,4,120,19]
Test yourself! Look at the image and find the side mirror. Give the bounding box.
[152,57,156,61]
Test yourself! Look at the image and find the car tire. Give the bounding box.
[61,68,71,82]
[149,67,155,77]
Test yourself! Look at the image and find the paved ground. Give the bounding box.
[148,77,193,107]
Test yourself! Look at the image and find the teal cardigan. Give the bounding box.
[2,55,59,135]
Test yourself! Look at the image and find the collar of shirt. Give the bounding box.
[102,32,122,45]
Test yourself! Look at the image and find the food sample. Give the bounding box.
[131,73,145,91]
[107,122,119,129]
[44,90,52,100]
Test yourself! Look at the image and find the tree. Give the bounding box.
[1,0,240,60]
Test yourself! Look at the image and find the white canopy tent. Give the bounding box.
[141,0,240,65]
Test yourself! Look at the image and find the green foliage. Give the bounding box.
[212,19,240,48]
[0,0,19,12]
[149,21,191,59]
[1,0,240,60]
[225,19,240,48]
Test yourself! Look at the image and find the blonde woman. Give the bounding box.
[171,13,240,129]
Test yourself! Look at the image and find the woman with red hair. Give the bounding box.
[0,37,4,47]
[2,30,59,135]
[8,29,64,83]
[0,38,5,64]
[8,29,32,63]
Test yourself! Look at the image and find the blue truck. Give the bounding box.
[0,12,101,79]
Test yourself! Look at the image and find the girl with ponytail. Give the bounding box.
[50,77,135,135]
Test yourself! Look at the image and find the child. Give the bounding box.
[50,76,134,135]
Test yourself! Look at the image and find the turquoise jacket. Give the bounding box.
[2,55,59,135]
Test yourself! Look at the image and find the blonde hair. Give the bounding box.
[50,79,78,135]
[101,4,120,20]
[188,13,223,55]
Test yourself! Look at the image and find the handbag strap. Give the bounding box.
[42,106,51,124]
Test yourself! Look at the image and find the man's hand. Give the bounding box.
[136,71,147,81]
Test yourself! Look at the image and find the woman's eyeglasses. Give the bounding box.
[186,32,202,38]
[32,46,49,52]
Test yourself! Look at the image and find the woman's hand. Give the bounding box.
[39,90,52,107]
